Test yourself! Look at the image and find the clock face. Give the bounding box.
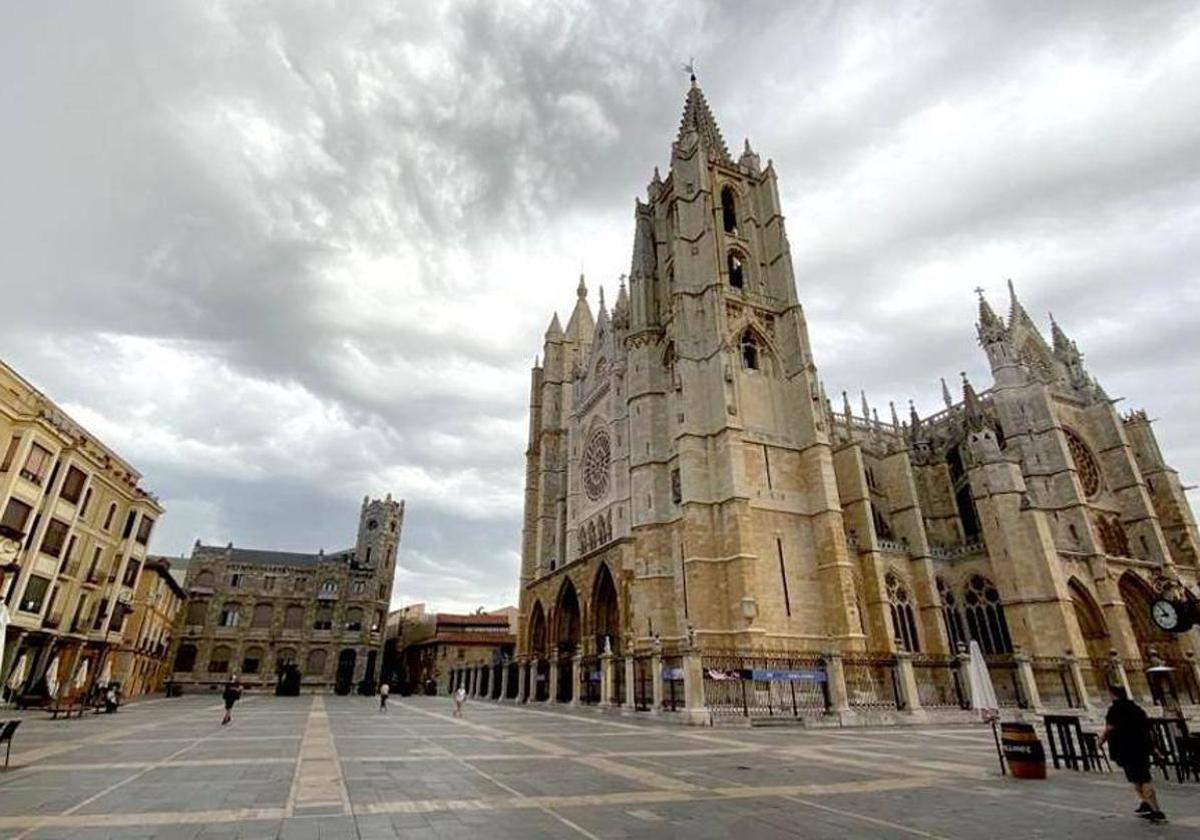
[367,519,378,531]
[1151,599,1179,632]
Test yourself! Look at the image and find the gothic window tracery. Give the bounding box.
[937,577,967,652]
[582,428,611,501]
[721,186,738,235]
[727,251,745,289]
[886,571,920,652]
[1064,428,1102,497]
[962,574,1013,655]
[1094,512,1131,557]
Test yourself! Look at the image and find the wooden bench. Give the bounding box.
[46,703,85,720]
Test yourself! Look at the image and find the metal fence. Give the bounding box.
[911,655,967,709]
[662,653,683,712]
[701,650,829,720]
[985,657,1027,708]
[556,658,572,703]
[843,655,901,711]
[579,655,600,705]
[506,663,519,699]
[613,656,625,706]
[1031,658,1077,709]
[535,659,550,702]
[633,655,653,711]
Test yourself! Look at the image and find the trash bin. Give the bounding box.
[1000,722,1046,779]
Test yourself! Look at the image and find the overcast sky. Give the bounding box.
[3,1,1197,614]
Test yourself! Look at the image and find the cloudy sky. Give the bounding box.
[3,1,1198,613]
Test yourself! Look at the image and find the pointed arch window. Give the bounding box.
[721,186,738,235]
[740,329,760,371]
[886,571,920,652]
[727,251,745,289]
[937,577,967,651]
[962,575,1013,655]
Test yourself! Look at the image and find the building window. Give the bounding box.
[79,487,93,518]
[103,503,117,531]
[314,606,333,630]
[721,185,738,235]
[208,645,231,673]
[19,575,51,613]
[305,649,327,675]
[740,330,760,370]
[122,560,141,587]
[963,575,1013,655]
[284,604,305,629]
[193,570,215,588]
[671,468,682,505]
[185,600,207,626]
[727,251,745,289]
[174,643,197,672]
[86,547,103,582]
[242,647,264,674]
[21,443,52,485]
[121,511,137,539]
[252,603,273,628]
[230,573,242,588]
[937,577,967,651]
[92,598,109,630]
[320,579,338,596]
[263,576,275,591]
[344,608,363,631]
[885,571,920,652]
[60,466,87,503]
[0,497,32,539]
[135,517,154,545]
[0,435,20,472]
[40,519,70,558]
[219,603,241,627]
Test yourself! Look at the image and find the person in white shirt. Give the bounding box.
[379,682,390,711]
[453,686,466,717]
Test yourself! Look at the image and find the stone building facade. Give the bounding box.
[0,358,164,704]
[514,79,1200,712]
[169,496,402,693]
[111,556,186,697]
[397,611,514,695]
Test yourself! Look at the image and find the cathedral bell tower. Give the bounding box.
[354,494,404,580]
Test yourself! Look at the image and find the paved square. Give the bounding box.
[0,695,1197,838]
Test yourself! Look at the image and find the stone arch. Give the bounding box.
[305,648,327,675]
[720,184,739,234]
[590,562,621,654]
[1118,571,1185,661]
[242,645,265,675]
[173,643,197,673]
[739,326,774,373]
[1067,577,1110,660]
[553,578,582,655]
[527,600,548,657]
[726,248,749,289]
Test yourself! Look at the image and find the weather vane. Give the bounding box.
[682,57,696,83]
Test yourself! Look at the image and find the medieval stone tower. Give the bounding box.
[515,77,1199,702]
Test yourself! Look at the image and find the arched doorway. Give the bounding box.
[335,649,356,695]
[555,581,581,702]
[1068,578,1110,661]
[1119,571,1194,705]
[528,601,549,701]
[591,564,620,654]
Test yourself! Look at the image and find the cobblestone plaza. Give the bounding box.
[0,695,1197,838]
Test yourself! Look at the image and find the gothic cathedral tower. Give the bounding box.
[518,78,866,655]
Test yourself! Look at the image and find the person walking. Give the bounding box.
[379,681,390,712]
[221,676,242,726]
[453,685,466,718]
[1098,685,1166,823]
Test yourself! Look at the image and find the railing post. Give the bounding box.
[624,654,636,710]
[599,651,614,708]
[548,653,560,703]
[680,644,711,726]
[956,652,973,709]
[570,652,582,706]
[1014,653,1041,712]
[1064,653,1093,711]
[515,658,528,703]
[894,650,924,717]
[824,650,851,716]
[650,649,664,715]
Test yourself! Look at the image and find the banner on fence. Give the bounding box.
[587,671,601,683]
[751,668,827,683]
[662,667,684,680]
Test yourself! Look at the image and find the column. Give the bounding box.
[650,650,663,715]
[599,651,614,708]
[824,650,851,716]
[548,653,560,703]
[680,645,711,725]
[624,655,636,710]
[515,658,528,703]
[894,650,924,717]
[1014,653,1041,711]
[499,661,510,702]
[1064,654,1094,712]
[569,652,582,706]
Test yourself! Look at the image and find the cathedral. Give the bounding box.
[514,78,1200,709]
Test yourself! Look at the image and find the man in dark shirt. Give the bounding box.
[1098,685,1165,823]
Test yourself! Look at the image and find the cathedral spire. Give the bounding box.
[1049,312,1073,354]
[890,401,901,432]
[975,286,1006,346]
[545,312,563,339]
[577,272,587,300]
[962,372,986,432]
[941,377,953,409]
[1007,278,1034,327]
[675,78,732,164]
[860,390,870,421]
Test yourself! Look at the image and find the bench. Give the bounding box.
[46,704,85,720]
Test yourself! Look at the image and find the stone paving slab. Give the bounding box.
[1,694,1199,837]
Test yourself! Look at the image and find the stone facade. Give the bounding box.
[514,79,1200,710]
[400,611,514,696]
[0,358,164,705]
[169,495,403,693]
[111,557,186,697]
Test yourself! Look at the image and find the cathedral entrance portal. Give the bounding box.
[591,564,620,654]
[555,581,581,702]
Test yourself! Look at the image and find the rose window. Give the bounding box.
[1064,428,1101,497]
[582,429,611,501]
